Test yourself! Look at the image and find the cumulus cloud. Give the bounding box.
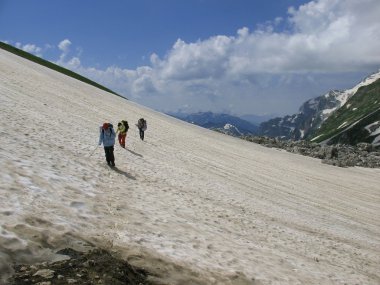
[171,0,378,75]
[58,39,71,52]
[15,42,43,57]
[14,0,380,116]
[57,39,72,62]
[67,57,81,69]
[121,0,378,114]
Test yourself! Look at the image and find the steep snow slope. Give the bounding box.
[0,49,379,285]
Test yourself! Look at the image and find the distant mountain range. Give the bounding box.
[169,70,380,147]
[168,111,259,136]
[240,114,277,125]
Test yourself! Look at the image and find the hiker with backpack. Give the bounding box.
[136,118,147,141]
[98,122,116,167]
[116,120,129,148]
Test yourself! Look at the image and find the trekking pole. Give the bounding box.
[88,145,99,157]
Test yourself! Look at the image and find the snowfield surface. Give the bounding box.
[1,49,380,285]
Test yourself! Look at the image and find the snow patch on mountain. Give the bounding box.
[366,121,380,146]
[337,70,380,106]
[260,70,380,140]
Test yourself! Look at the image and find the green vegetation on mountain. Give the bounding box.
[0,41,122,97]
[310,79,380,143]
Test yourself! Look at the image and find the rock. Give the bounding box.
[33,269,55,279]
[8,248,150,285]
[357,142,373,152]
[241,135,380,168]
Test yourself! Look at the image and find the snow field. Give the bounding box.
[1,49,380,284]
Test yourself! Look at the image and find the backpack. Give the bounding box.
[138,118,147,130]
[121,120,129,131]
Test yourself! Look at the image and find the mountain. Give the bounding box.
[240,113,277,125]
[260,70,380,142]
[213,123,244,136]
[310,78,380,146]
[168,111,259,135]
[1,47,380,285]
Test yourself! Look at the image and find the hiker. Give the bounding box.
[116,120,129,148]
[136,118,147,141]
[98,122,116,166]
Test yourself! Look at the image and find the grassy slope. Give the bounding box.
[310,79,380,143]
[0,41,122,98]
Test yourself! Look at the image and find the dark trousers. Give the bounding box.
[104,146,115,165]
[139,128,144,140]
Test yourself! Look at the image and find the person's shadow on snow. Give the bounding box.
[111,167,136,180]
[125,148,143,158]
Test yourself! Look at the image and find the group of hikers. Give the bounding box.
[98,118,147,167]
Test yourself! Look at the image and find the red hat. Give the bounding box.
[102,123,109,130]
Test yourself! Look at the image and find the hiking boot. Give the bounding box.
[111,161,115,167]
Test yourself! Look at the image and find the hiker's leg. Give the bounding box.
[104,147,110,164]
[121,134,126,148]
[139,128,144,140]
[141,131,144,140]
[110,146,115,166]
[118,134,123,146]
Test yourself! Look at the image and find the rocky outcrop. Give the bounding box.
[242,136,380,168]
[7,248,151,285]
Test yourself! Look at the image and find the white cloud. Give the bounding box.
[58,39,71,52]
[67,57,81,69]
[11,0,380,116]
[57,39,72,63]
[14,42,43,57]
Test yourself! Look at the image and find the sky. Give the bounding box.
[1,0,380,117]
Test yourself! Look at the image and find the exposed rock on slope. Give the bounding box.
[242,136,380,168]
[8,248,151,285]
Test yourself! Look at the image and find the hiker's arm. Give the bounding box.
[98,132,103,145]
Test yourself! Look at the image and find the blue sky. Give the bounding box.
[1,0,380,117]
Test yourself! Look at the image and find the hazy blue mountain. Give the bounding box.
[168,111,259,135]
[240,114,277,125]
